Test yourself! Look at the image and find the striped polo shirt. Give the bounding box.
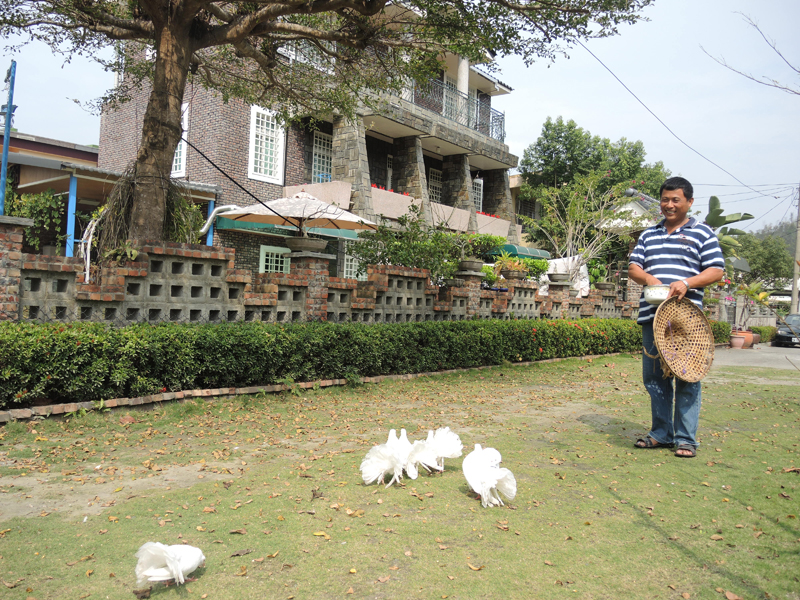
[629,217,725,324]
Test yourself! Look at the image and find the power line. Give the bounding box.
[576,39,778,200]
[693,183,797,187]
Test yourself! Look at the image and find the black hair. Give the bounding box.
[659,177,693,201]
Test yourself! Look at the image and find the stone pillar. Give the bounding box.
[290,253,332,321]
[393,135,433,225]
[482,168,520,243]
[442,154,477,232]
[461,272,482,318]
[332,115,376,223]
[0,216,33,321]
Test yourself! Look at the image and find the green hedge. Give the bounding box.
[709,319,731,344]
[750,325,776,343]
[0,318,728,408]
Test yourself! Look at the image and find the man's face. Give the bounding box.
[660,188,694,228]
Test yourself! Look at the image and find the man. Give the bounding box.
[628,177,725,458]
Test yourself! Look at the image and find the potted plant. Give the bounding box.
[456,234,506,272]
[493,251,527,280]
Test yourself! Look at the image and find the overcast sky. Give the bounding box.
[2,0,798,231]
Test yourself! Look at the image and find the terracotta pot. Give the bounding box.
[285,237,328,252]
[753,333,761,345]
[740,330,754,348]
[729,335,745,349]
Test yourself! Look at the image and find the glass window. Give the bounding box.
[259,245,291,274]
[428,168,442,204]
[386,155,393,189]
[312,131,333,183]
[171,103,189,177]
[343,254,368,281]
[248,106,285,184]
[472,177,483,212]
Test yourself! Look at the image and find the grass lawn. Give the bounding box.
[1,354,798,600]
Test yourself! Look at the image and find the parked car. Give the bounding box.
[772,314,800,347]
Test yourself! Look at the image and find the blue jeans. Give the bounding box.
[641,322,701,448]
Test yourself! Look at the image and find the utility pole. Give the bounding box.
[0,59,17,216]
[792,184,800,314]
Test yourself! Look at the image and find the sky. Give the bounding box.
[1,0,798,232]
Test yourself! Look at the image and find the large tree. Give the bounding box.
[736,233,795,288]
[519,116,670,197]
[1,0,652,241]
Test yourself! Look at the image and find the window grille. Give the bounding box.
[171,103,189,177]
[472,177,484,212]
[428,168,442,204]
[343,254,368,281]
[312,131,333,183]
[386,155,393,189]
[259,245,291,274]
[248,106,285,184]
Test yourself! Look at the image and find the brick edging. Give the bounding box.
[0,352,625,422]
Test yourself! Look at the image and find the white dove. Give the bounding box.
[428,427,464,471]
[406,438,442,479]
[396,428,413,466]
[462,444,517,508]
[135,542,205,586]
[360,443,404,487]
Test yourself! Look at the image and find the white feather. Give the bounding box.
[406,439,442,477]
[429,427,463,470]
[360,443,404,487]
[135,542,205,586]
[462,444,517,508]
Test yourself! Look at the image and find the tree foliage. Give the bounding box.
[519,116,671,197]
[518,172,645,278]
[1,0,653,241]
[735,234,794,288]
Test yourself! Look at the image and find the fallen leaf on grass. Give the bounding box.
[98,529,108,535]
[233,566,247,577]
[2,579,22,589]
[725,592,743,600]
[404,551,412,556]
[544,561,554,566]
[346,588,354,594]
[229,528,247,535]
[710,535,723,541]
[230,549,253,557]
[267,550,279,558]
[447,576,454,580]
[132,588,151,599]
[681,594,690,599]
[202,507,216,513]
[313,531,331,540]
[377,575,390,583]
[467,563,484,571]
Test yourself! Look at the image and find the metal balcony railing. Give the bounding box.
[401,78,506,142]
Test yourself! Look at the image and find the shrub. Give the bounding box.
[750,325,776,343]
[0,318,645,408]
[708,319,731,344]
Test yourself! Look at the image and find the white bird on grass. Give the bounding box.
[360,443,404,487]
[427,427,464,471]
[462,444,517,508]
[406,439,442,479]
[135,542,205,586]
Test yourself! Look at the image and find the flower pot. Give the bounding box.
[458,259,484,272]
[739,330,754,348]
[595,282,615,291]
[753,333,761,345]
[548,273,570,282]
[285,237,328,252]
[729,335,745,349]
[501,269,526,280]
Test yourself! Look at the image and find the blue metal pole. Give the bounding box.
[0,60,17,215]
[205,199,215,246]
[65,173,77,257]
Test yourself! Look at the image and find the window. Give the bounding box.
[278,40,334,73]
[248,106,285,184]
[428,168,442,204]
[343,254,368,281]
[259,245,291,274]
[312,131,333,183]
[171,103,189,178]
[472,177,483,212]
[386,155,393,189]
[444,75,459,122]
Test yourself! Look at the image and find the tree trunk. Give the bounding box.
[128,23,193,242]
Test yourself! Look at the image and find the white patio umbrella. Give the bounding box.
[205,191,376,237]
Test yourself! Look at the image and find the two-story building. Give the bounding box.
[99,52,521,278]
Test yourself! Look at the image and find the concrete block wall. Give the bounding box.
[1,220,638,325]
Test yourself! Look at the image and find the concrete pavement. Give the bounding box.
[712,343,800,371]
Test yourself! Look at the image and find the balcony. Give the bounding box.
[402,78,506,143]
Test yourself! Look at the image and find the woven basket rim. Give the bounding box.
[653,297,715,382]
